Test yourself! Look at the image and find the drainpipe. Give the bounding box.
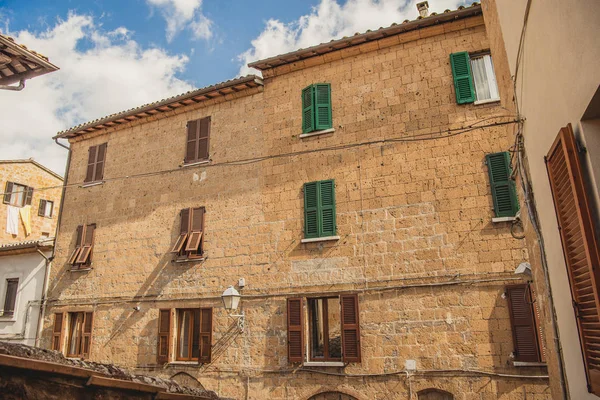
[34,246,51,347]
[0,79,25,91]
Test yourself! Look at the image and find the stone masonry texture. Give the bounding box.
[42,12,551,400]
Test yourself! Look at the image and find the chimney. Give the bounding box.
[416,1,430,18]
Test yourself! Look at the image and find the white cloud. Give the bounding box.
[147,0,213,42]
[238,0,466,76]
[0,13,193,175]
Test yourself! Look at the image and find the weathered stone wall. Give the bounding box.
[43,14,551,400]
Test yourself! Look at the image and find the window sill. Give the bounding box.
[299,128,335,139]
[303,361,344,367]
[0,314,16,322]
[81,181,104,188]
[492,216,517,223]
[173,257,205,264]
[474,98,500,106]
[180,160,211,168]
[70,267,92,272]
[168,361,199,366]
[513,361,547,367]
[301,236,340,244]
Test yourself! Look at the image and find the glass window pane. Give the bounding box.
[69,313,83,356]
[179,311,191,359]
[327,298,342,359]
[45,201,53,217]
[483,55,499,100]
[309,299,325,359]
[471,56,491,101]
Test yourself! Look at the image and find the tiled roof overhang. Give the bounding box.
[0,34,59,85]
[248,3,482,71]
[0,238,54,254]
[54,75,263,139]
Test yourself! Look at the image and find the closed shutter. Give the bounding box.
[319,180,336,237]
[38,200,47,217]
[81,312,93,359]
[302,86,315,133]
[304,182,319,238]
[199,308,212,364]
[52,313,65,352]
[287,298,304,363]
[198,117,210,161]
[171,209,190,253]
[185,207,204,252]
[185,120,199,163]
[3,182,13,204]
[75,224,96,265]
[24,186,33,206]
[68,225,84,265]
[506,284,542,362]
[85,146,97,182]
[546,123,600,394]
[157,309,172,364]
[340,294,361,363]
[450,52,475,104]
[486,152,519,217]
[314,83,332,131]
[94,143,107,182]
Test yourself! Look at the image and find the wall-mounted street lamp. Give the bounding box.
[221,285,245,332]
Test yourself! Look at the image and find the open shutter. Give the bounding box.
[24,186,33,205]
[287,298,304,363]
[3,182,13,204]
[197,117,210,161]
[171,209,190,253]
[85,146,97,183]
[38,200,47,217]
[314,83,332,130]
[75,224,96,265]
[319,180,336,237]
[304,182,319,239]
[302,86,315,133]
[185,207,204,252]
[68,225,84,265]
[81,312,93,359]
[199,308,212,364]
[547,123,600,394]
[506,284,542,362]
[157,309,172,364]
[341,294,361,363]
[94,143,107,182]
[450,52,475,104]
[52,313,65,352]
[486,152,519,217]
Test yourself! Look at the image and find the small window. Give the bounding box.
[170,207,205,259]
[301,83,332,133]
[304,180,336,238]
[2,278,18,317]
[450,51,499,104]
[184,117,210,164]
[38,199,54,218]
[3,182,33,207]
[486,152,519,218]
[68,224,96,269]
[157,308,212,364]
[470,54,499,103]
[85,143,107,183]
[506,284,545,363]
[66,311,93,358]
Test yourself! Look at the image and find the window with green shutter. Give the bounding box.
[301,84,332,133]
[486,152,519,218]
[304,180,336,238]
[450,52,476,104]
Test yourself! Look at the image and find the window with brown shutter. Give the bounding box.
[184,117,210,164]
[287,298,304,363]
[170,207,205,259]
[85,143,107,183]
[546,123,600,394]
[69,224,96,269]
[52,313,65,352]
[3,181,33,207]
[506,284,543,362]
[174,308,212,363]
[340,294,361,363]
[67,311,93,358]
[38,199,53,218]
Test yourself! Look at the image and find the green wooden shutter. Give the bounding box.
[314,83,332,130]
[304,182,319,238]
[486,152,519,217]
[302,85,315,133]
[319,180,336,236]
[450,52,475,104]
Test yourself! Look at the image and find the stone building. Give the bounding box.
[43,3,551,399]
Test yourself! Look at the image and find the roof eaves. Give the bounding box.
[0,34,59,85]
[0,238,55,252]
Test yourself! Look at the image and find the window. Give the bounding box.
[547,124,600,394]
[506,284,545,363]
[287,294,361,364]
[157,308,212,364]
[67,224,96,269]
[38,199,54,218]
[66,311,93,358]
[184,117,210,164]
[304,180,336,239]
[85,143,107,183]
[450,52,499,104]
[3,182,33,207]
[170,207,205,259]
[2,278,18,317]
[486,152,519,218]
[301,83,332,134]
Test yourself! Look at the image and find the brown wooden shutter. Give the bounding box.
[170,209,190,253]
[197,117,210,161]
[546,123,600,394]
[75,224,96,265]
[340,294,361,363]
[52,313,65,352]
[85,146,97,183]
[94,143,107,182]
[199,308,212,364]
[287,298,304,363]
[157,309,172,364]
[81,312,93,359]
[506,284,542,362]
[68,225,84,265]
[185,120,199,163]
[185,207,204,252]
[38,199,47,216]
[24,186,33,205]
[3,182,13,204]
